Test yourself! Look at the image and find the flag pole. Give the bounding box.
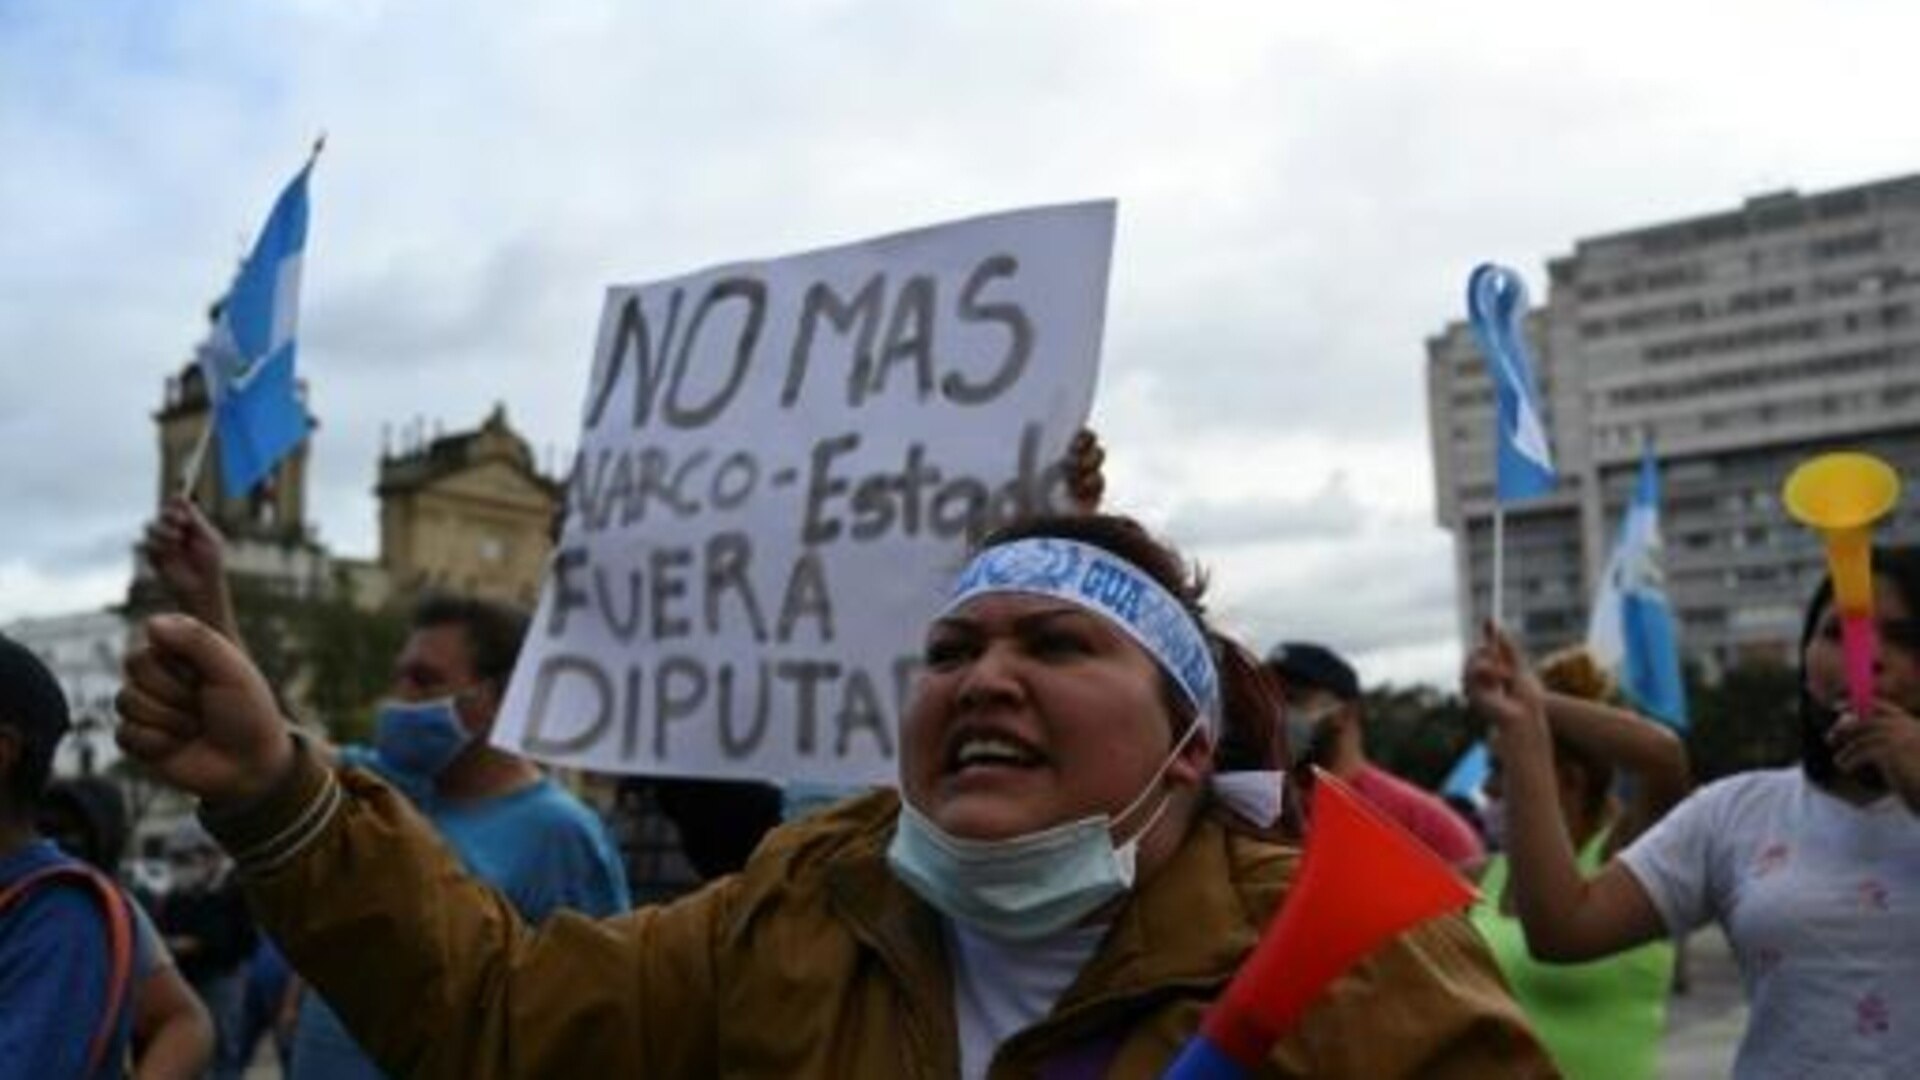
[179,417,214,500]
[1490,504,1505,629]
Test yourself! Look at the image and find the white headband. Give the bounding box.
[940,537,1221,733]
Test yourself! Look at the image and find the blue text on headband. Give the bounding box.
[939,537,1221,733]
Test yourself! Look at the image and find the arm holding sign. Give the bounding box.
[1064,427,1105,514]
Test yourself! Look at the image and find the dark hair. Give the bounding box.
[0,634,69,812]
[410,593,531,690]
[1797,545,1920,789]
[974,513,1282,773]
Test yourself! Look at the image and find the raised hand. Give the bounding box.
[115,615,293,806]
[1461,620,1549,746]
[142,497,234,626]
[1831,699,1920,815]
[1064,428,1106,514]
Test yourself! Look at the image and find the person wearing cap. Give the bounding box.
[0,633,136,1079]
[1267,641,1485,869]
[118,511,1551,1077]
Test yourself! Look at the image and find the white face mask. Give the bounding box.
[887,721,1202,941]
[1211,771,1288,828]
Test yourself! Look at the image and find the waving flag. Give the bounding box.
[1466,264,1556,501]
[1587,445,1688,728]
[198,155,316,497]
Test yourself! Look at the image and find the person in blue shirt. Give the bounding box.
[143,499,632,1079]
[287,595,632,1079]
[0,632,135,1080]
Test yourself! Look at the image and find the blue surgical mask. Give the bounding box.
[374,697,474,778]
[886,722,1199,941]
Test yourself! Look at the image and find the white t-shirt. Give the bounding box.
[946,921,1105,1080]
[1620,767,1920,1079]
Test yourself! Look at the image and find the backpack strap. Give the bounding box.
[0,862,135,1076]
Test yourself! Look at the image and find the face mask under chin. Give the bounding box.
[887,720,1201,941]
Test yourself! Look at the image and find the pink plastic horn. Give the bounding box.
[1783,453,1901,719]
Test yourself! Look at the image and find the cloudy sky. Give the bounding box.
[5,0,1917,689]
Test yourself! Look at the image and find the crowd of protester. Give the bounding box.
[4,428,1919,1079]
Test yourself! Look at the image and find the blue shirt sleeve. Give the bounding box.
[512,796,632,920]
[0,884,125,1080]
[573,811,633,916]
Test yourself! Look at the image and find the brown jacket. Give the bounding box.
[205,747,1555,1078]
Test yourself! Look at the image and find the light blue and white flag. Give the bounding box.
[1467,264,1556,502]
[198,156,316,497]
[1587,445,1688,729]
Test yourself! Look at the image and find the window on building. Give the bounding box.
[1810,230,1884,260]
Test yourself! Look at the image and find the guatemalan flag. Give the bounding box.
[197,158,315,497]
[1466,264,1556,501]
[1587,445,1688,729]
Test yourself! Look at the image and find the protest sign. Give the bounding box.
[492,201,1114,786]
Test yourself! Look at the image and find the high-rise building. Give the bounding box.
[1430,176,1920,673]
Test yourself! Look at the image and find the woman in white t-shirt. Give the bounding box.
[1465,545,1920,1079]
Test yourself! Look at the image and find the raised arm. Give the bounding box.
[141,497,242,644]
[1462,622,1668,962]
[1063,427,1106,515]
[114,615,717,1077]
[1540,690,1690,849]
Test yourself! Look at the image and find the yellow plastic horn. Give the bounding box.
[1783,452,1901,614]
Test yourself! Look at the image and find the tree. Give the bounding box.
[1683,659,1801,784]
[224,570,408,744]
[1363,683,1483,790]
[297,576,409,745]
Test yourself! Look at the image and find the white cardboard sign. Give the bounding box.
[492,202,1114,786]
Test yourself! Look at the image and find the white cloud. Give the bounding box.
[5,0,1918,684]
[0,560,129,625]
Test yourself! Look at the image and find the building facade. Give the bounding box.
[1430,176,1920,673]
[350,404,561,610]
